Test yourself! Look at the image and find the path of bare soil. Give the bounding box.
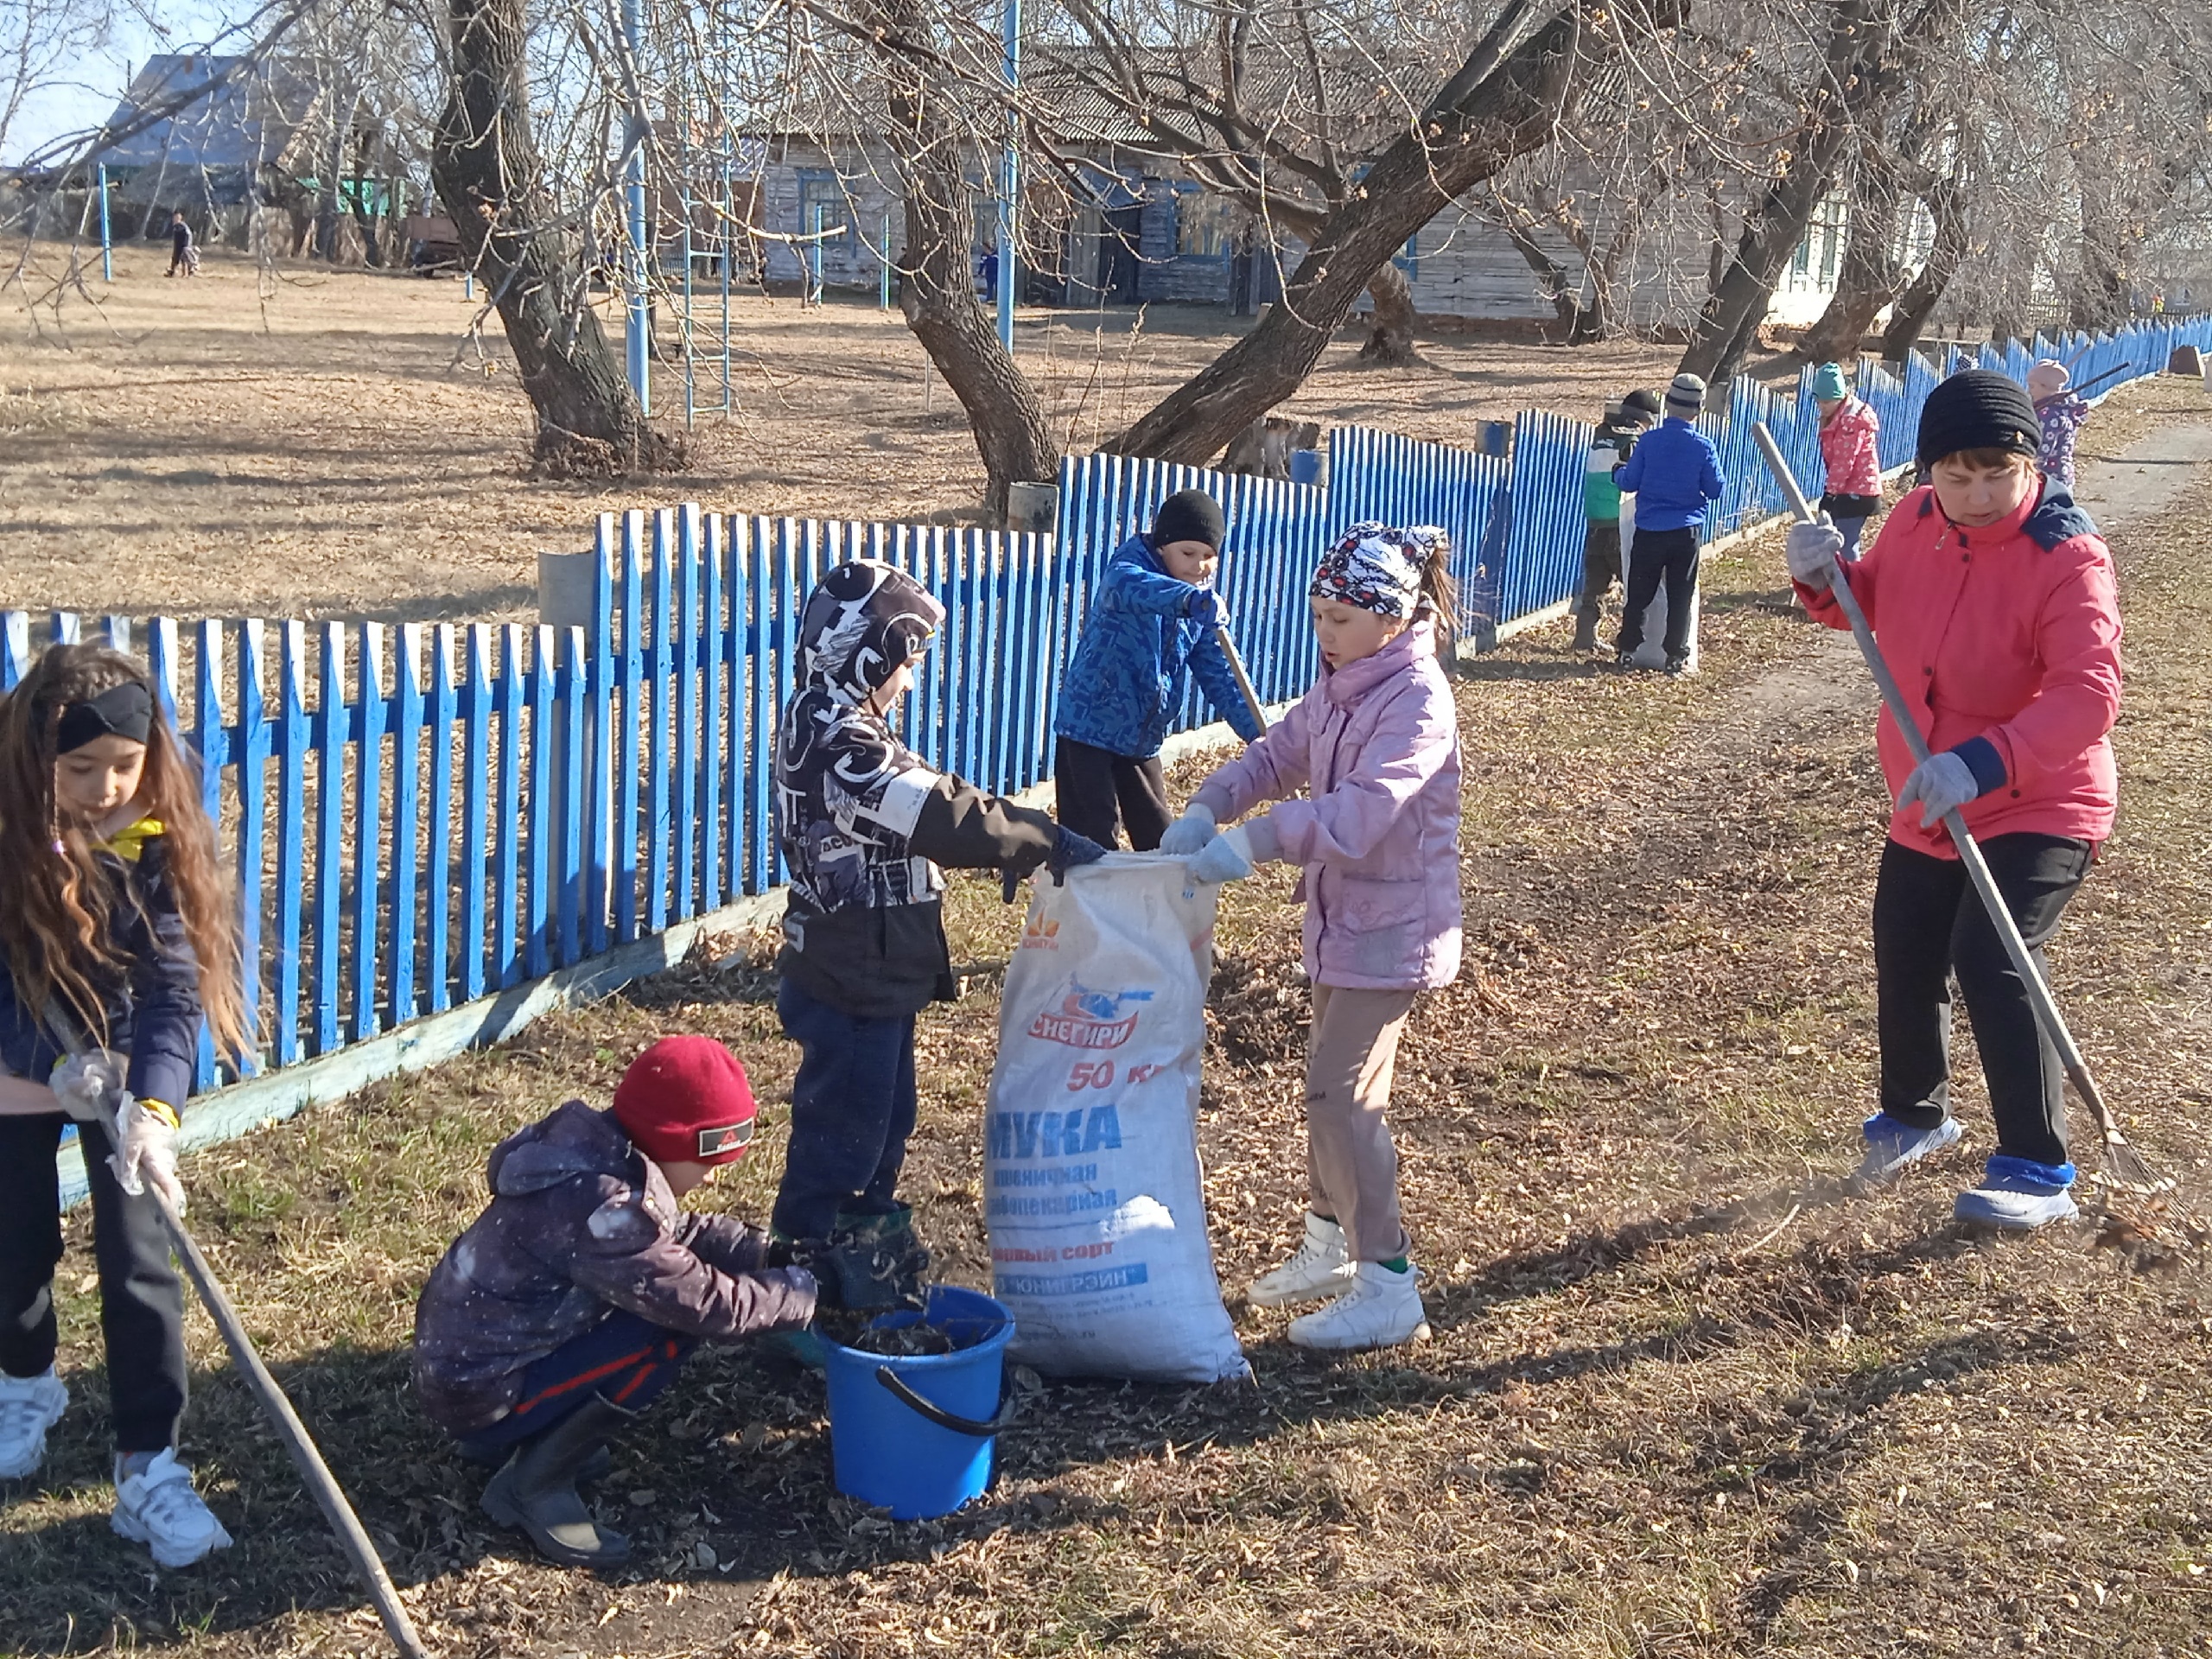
[3,383,2210,1659]
[1,243,1681,624]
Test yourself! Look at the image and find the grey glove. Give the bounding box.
[1896,750,1980,829]
[1187,824,1255,884]
[49,1049,126,1123]
[111,1096,186,1216]
[1158,804,1217,856]
[1785,514,1845,591]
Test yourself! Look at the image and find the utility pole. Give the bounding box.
[621,0,652,413]
[996,0,1020,352]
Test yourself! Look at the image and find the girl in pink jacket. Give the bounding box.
[1159,523,1461,1352]
[1811,362,1884,557]
[1785,370,2121,1233]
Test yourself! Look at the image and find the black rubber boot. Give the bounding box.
[463,1441,612,1484]
[480,1396,632,1568]
[829,1205,930,1313]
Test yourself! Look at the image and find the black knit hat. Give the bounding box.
[1917,370,2042,468]
[1622,387,1662,423]
[1152,489,1226,551]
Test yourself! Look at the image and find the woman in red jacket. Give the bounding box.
[1784,371,2121,1230]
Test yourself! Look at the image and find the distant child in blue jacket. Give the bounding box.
[1613,373,1727,674]
[1053,489,1265,849]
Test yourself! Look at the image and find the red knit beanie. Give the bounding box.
[612,1037,758,1167]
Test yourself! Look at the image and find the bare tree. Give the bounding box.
[431,0,677,475]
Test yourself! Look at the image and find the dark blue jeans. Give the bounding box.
[455,1309,694,1459]
[772,976,918,1242]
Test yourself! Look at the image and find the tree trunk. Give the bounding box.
[1677,0,1907,387]
[1118,3,1609,461]
[1492,199,1590,335]
[1357,262,1421,365]
[1879,165,1968,361]
[864,0,1058,517]
[1795,155,1904,361]
[432,0,677,477]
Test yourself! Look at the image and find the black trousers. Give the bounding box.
[1575,524,1623,626]
[1872,834,2094,1168]
[1615,526,1700,660]
[0,1113,188,1452]
[1053,735,1173,851]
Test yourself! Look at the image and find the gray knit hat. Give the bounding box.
[1665,373,1707,416]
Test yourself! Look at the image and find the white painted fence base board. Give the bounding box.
[59,889,790,1209]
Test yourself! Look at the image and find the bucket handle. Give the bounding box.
[874,1365,1019,1438]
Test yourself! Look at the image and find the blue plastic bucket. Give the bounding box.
[820,1286,1015,1520]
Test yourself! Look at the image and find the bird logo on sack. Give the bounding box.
[1028,978,1153,1049]
[1021,913,1061,950]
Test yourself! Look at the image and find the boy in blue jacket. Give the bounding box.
[1612,373,1726,675]
[1053,489,1265,849]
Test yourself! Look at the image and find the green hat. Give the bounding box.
[1810,362,1848,402]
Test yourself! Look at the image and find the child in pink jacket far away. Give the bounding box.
[1158,522,1463,1354]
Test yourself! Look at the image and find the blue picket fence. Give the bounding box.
[8,313,2210,1108]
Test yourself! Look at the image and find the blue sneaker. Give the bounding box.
[1955,1157,2078,1231]
[1850,1113,1962,1188]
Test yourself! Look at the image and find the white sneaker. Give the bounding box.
[111,1449,234,1568]
[1248,1212,1354,1307]
[1287,1262,1431,1351]
[0,1368,68,1479]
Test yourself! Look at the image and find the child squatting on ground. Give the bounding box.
[1574,388,1662,653]
[1053,488,1266,849]
[772,561,1105,1316]
[1612,372,1727,674]
[1160,523,1463,1352]
[413,1037,817,1567]
[0,644,252,1567]
[1785,370,2122,1230]
[1810,361,1884,558]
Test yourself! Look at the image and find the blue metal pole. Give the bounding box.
[996,0,1020,353]
[622,0,652,414]
[97,163,112,283]
[809,203,823,305]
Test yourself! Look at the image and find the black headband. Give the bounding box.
[55,681,154,753]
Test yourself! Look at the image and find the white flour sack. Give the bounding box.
[982,854,1249,1384]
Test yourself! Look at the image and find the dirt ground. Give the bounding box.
[3,377,2209,1657]
[0,240,1685,623]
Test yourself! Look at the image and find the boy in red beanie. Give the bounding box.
[412,1037,817,1568]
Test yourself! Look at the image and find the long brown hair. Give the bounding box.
[0,644,250,1062]
[1415,534,1460,638]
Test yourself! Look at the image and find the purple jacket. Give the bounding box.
[412,1101,817,1434]
[1192,621,1462,989]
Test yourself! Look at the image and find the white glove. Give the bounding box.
[1158,804,1217,857]
[1187,824,1254,885]
[111,1096,186,1216]
[49,1049,126,1123]
[1785,514,1845,590]
[1896,750,1980,829]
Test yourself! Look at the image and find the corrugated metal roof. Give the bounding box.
[91,54,319,173]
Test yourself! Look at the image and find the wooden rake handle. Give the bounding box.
[1217,626,1270,734]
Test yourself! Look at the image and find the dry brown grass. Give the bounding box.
[0,240,1683,625]
[3,382,2211,1658]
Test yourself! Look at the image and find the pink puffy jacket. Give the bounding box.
[1796,480,2122,860]
[1192,621,1462,990]
[1818,395,1883,498]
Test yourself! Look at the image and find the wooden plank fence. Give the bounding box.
[8,314,2207,1196]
